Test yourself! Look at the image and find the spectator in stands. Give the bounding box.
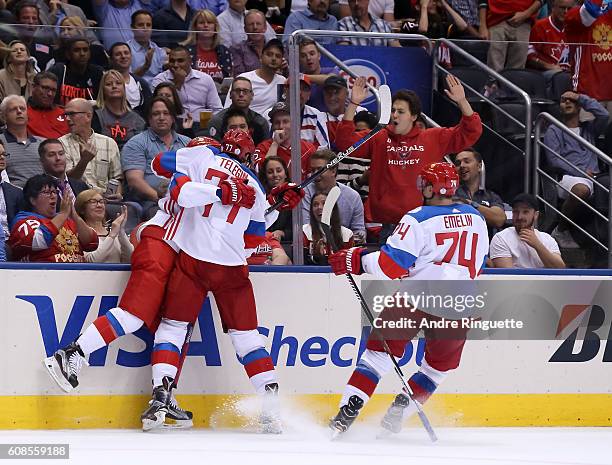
[60,98,123,198]
[93,0,145,49]
[152,0,195,48]
[565,0,612,107]
[0,142,24,243]
[92,70,147,150]
[336,109,375,200]
[9,174,98,262]
[218,0,277,48]
[12,1,54,71]
[284,0,338,44]
[453,148,506,237]
[338,0,394,21]
[490,193,565,268]
[336,75,482,243]
[206,76,269,144]
[0,95,43,188]
[75,190,133,263]
[48,38,104,106]
[253,101,317,176]
[321,75,363,147]
[53,17,109,69]
[121,96,190,218]
[442,0,481,38]
[479,0,541,71]
[302,148,366,242]
[545,91,609,248]
[526,0,573,77]
[258,155,293,241]
[398,0,450,44]
[181,10,233,85]
[128,9,168,86]
[280,75,330,148]
[108,42,152,117]
[303,191,354,265]
[0,228,5,261]
[39,138,89,201]
[152,81,194,136]
[230,9,275,76]
[0,40,35,102]
[151,46,223,127]
[337,0,400,47]
[228,38,286,114]
[37,0,94,41]
[187,0,228,15]
[26,72,69,139]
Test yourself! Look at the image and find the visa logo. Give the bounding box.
[19,294,425,368]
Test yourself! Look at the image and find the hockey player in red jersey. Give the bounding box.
[141,129,303,433]
[43,136,271,428]
[327,162,489,436]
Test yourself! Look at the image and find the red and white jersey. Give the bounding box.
[528,16,570,69]
[154,145,268,265]
[565,2,612,101]
[362,203,489,280]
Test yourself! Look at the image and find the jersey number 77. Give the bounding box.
[202,168,241,224]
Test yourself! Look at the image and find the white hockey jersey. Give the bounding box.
[362,203,489,280]
[153,145,268,265]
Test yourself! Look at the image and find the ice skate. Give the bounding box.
[329,395,364,440]
[379,392,410,437]
[141,377,172,432]
[44,342,88,393]
[259,382,282,434]
[164,391,193,429]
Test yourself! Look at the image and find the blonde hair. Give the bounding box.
[60,15,86,31]
[2,40,33,72]
[181,10,220,48]
[97,69,130,114]
[75,189,103,218]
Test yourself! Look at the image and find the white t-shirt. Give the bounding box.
[338,0,394,18]
[225,70,286,115]
[125,75,142,110]
[489,227,561,268]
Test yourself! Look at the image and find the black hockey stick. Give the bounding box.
[265,85,392,215]
[320,187,438,443]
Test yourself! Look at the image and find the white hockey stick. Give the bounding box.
[265,85,392,215]
[320,187,437,442]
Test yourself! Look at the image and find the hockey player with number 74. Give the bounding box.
[327,162,490,437]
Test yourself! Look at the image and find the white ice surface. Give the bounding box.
[2,426,610,465]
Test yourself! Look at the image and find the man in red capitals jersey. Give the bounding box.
[335,75,482,243]
[327,162,489,436]
[527,0,573,74]
[565,0,612,102]
[143,129,304,433]
[9,174,98,262]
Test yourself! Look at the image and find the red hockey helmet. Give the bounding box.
[416,162,459,197]
[187,136,222,149]
[221,129,255,163]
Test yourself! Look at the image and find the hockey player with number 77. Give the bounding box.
[327,162,490,437]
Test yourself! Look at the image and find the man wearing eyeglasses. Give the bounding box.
[27,72,70,139]
[205,76,269,144]
[59,98,123,201]
[8,174,98,263]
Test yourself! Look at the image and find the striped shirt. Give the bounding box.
[0,130,43,188]
[337,14,394,46]
[301,105,330,149]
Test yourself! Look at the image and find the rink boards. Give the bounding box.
[1,264,611,429]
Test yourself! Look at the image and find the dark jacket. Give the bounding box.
[2,181,23,229]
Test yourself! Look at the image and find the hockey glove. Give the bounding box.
[218,178,256,209]
[267,182,305,211]
[328,247,368,275]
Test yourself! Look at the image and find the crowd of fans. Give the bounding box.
[0,0,610,268]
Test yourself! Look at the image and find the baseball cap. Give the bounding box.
[262,38,284,54]
[323,75,347,89]
[269,101,290,120]
[511,193,538,210]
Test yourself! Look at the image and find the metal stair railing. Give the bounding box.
[533,112,612,266]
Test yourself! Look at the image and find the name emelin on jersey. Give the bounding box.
[444,214,473,229]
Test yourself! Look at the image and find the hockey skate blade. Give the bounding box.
[329,427,344,441]
[142,411,167,432]
[43,357,74,393]
[162,417,193,430]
